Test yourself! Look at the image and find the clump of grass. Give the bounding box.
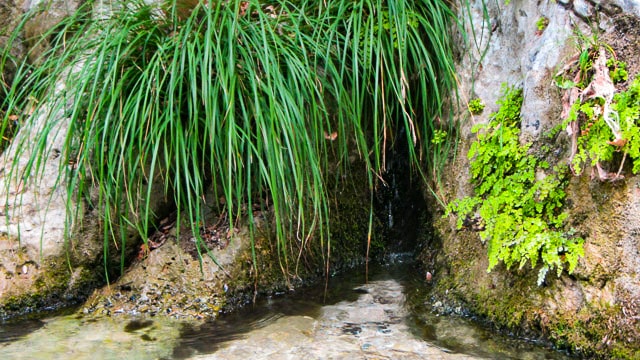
[1,0,457,279]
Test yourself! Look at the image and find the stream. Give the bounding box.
[0,260,572,359]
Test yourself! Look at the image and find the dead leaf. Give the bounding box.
[582,49,620,138]
[608,138,628,147]
[239,1,249,16]
[324,131,337,141]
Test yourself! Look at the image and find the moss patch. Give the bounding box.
[0,259,102,320]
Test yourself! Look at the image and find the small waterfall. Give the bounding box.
[375,136,427,257]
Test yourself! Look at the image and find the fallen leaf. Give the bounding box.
[324,131,338,141]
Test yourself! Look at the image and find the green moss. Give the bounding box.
[426,231,547,337]
[222,163,378,306]
[433,250,639,358]
[547,303,640,359]
[0,256,104,320]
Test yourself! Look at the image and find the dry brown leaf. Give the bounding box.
[324,131,337,141]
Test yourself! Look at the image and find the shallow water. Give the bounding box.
[0,262,572,360]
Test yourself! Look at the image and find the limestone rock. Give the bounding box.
[0,0,159,319]
[431,0,640,357]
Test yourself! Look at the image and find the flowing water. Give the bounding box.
[0,260,572,359]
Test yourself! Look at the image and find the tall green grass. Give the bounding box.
[0,0,457,279]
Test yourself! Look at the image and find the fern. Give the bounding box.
[447,85,584,285]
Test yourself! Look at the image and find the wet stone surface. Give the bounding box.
[0,263,573,359]
[193,279,478,360]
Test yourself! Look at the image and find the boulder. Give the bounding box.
[0,0,132,319]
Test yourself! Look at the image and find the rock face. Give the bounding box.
[1,0,81,90]
[0,0,128,319]
[428,0,640,358]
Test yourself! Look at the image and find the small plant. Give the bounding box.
[447,85,584,285]
[566,76,640,175]
[431,129,447,145]
[536,17,549,34]
[607,58,628,83]
[468,98,485,114]
[556,32,640,180]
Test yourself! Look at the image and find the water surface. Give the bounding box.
[0,262,572,359]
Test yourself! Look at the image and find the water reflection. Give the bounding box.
[172,262,572,359]
[0,318,45,344]
[0,262,573,360]
[171,273,363,358]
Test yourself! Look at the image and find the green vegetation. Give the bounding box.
[555,34,640,179]
[562,76,640,176]
[468,98,485,114]
[0,0,457,278]
[446,85,584,285]
[607,58,628,83]
[536,17,549,33]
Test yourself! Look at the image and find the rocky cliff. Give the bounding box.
[427,1,640,358]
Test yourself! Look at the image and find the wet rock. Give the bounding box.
[194,280,479,360]
[0,314,182,359]
[22,0,83,63]
[0,0,125,320]
[0,264,575,359]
